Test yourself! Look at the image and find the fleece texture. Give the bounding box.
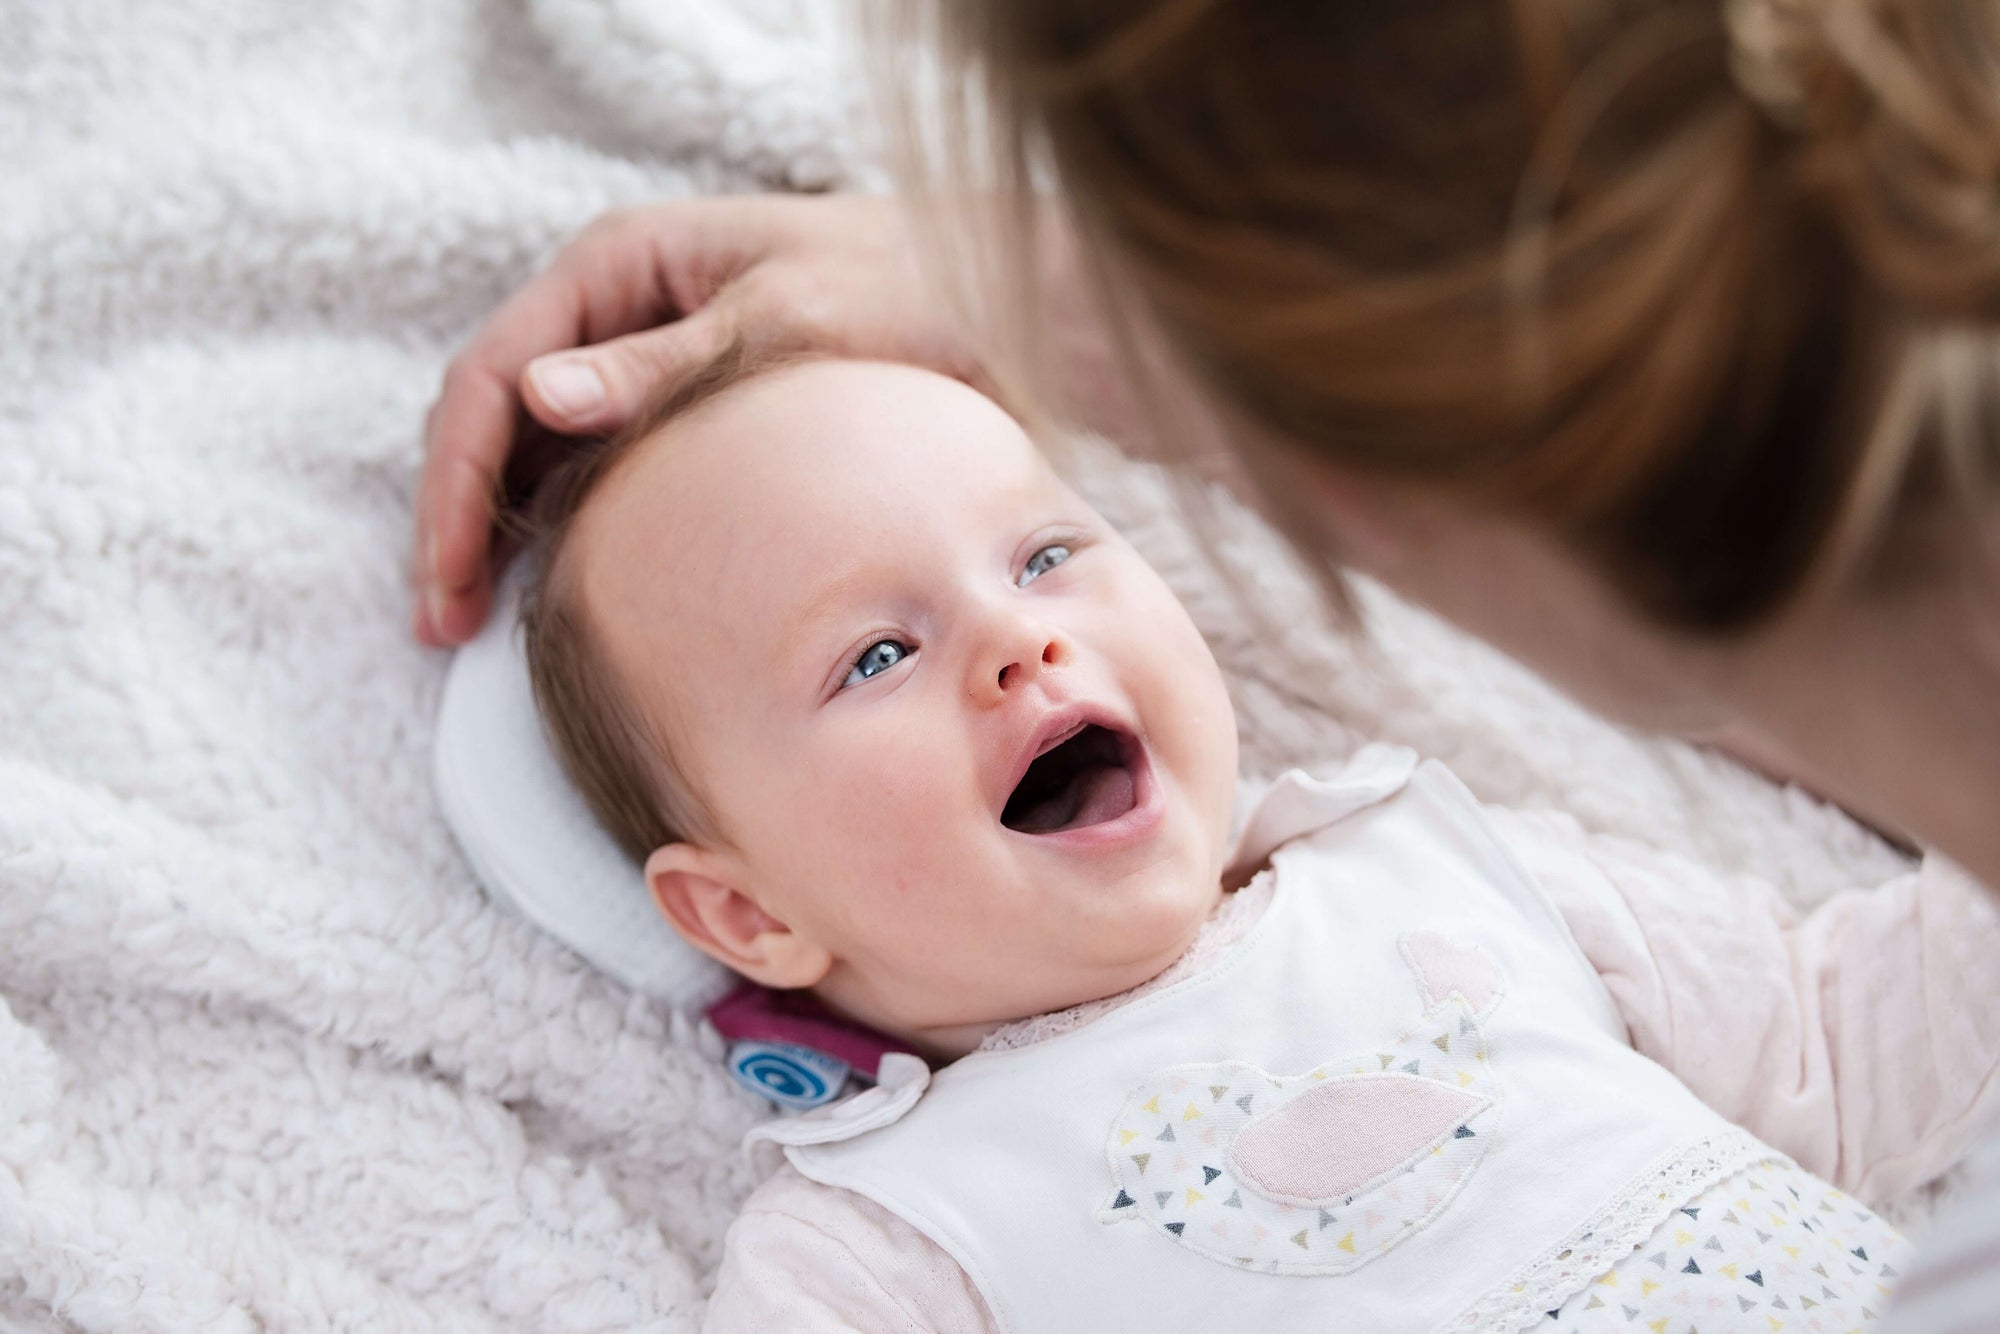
[0,1,1940,1329]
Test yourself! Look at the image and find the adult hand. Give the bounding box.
[413,194,975,646]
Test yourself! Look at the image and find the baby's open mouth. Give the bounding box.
[1001,723,1140,834]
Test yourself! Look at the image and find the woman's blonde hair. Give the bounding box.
[870,0,2000,630]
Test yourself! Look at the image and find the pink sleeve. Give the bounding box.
[704,1164,1000,1334]
[1487,806,2000,1204]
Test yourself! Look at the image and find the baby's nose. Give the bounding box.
[974,629,1071,705]
[996,639,1064,692]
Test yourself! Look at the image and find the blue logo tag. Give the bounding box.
[727,1040,851,1109]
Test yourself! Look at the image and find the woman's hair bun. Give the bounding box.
[1728,0,2000,320]
[884,0,2000,632]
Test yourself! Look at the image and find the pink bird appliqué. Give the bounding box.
[1099,932,1504,1275]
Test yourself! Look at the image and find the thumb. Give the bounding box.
[520,314,734,435]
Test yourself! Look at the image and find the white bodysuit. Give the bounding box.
[709,749,2000,1332]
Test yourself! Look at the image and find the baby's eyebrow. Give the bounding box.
[787,566,877,667]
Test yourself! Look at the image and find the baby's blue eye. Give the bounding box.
[842,638,911,688]
[1017,543,1072,587]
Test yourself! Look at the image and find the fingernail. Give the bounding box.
[530,359,607,420]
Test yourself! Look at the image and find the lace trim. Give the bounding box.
[1448,1126,1776,1334]
[975,876,1276,1053]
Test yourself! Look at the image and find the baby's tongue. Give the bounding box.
[1021,761,1135,834]
[1071,762,1136,828]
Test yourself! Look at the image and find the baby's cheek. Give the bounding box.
[1143,608,1236,762]
[816,780,975,895]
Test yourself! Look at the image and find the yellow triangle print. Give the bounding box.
[1183,1102,1203,1122]
[1142,1095,1160,1115]
[1720,1263,1739,1279]
[1675,1229,1693,1246]
[1649,1321,1668,1334]
[1186,1188,1205,1206]
[1595,1270,1617,1287]
[1119,1129,1137,1146]
[1641,1278,1661,1296]
[1336,1232,1356,1254]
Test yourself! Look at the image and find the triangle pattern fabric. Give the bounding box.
[1092,973,1507,1280]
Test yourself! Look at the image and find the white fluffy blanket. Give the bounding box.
[0,1,1926,1329]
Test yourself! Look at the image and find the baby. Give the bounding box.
[519,349,2000,1333]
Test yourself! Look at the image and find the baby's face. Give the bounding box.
[574,361,1239,1044]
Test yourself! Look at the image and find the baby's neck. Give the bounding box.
[831,875,1264,1065]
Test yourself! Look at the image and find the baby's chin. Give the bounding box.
[1090,894,1222,997]
[951,879,1228,1041]
[809,842,1231,1059]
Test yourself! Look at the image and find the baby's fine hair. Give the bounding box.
[518,340,808,863]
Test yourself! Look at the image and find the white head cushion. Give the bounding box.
[432,563,735,1013]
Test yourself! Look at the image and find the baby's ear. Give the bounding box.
[643,843,832,990]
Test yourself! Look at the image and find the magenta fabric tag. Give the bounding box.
[707,984,916,1082]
